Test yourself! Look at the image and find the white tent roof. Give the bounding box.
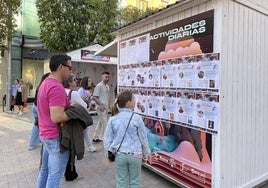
[66,44,117,65]
[94,40,118,57]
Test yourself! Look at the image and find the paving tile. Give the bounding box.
[0,105,179,188]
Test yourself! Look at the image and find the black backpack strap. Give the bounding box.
[68,90,73,101]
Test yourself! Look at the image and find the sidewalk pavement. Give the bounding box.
[0,104,178,188]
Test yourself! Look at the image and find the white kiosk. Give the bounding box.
[98,0,268,187]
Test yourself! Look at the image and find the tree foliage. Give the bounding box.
[119,5,158,26]
[36,0,118,53]
[0,0,21,51]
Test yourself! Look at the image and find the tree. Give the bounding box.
[0,0,21,51]
[119,6,142,26]
[36,0,118,53]
[119,5,158,26]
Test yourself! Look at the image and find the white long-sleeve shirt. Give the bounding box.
[65,89,87,110]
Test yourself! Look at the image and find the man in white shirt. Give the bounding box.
[92,72,110,142]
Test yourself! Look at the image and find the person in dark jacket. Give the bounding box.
[60,104,93,181]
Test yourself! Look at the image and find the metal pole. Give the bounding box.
[5,41,11,112]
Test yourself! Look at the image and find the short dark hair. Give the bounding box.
[49,54,71,72]
[102,71,110,75]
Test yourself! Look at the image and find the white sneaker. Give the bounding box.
[18,111,23,116]
[28,146,38,150]
[7,110,12,113]
[28,143,42,150]
[87,146,97,152]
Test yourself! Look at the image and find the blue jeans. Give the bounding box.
[115,154,142,188]
[37,138,69,188]
[29,104,40,147]
[84,127,93,147]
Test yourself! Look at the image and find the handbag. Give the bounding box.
[11,100,15,105]
[108,113,134,162]
[34,117,38,126]
[108,151,116,162]
[81,97,90,108]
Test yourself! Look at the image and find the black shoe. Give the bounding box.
[93,139,103,143]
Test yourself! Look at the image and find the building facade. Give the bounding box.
[0,0,179,107]
[0,0,49,107]
[119,0,178,10]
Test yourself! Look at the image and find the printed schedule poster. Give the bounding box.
[195,53,220,90]
[136,34,150,63]
[161,62,177,88]
[147,89,162,119]
[176,57,196,88]
[118,10,216,188]
[160,94,177,122]
[118,67,127,86]
[119,42,128,65]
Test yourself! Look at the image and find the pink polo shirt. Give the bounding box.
[37,77,69,139]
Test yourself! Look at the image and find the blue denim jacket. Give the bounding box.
[104,108,150,158]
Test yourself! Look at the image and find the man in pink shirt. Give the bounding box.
[37,54,72,188]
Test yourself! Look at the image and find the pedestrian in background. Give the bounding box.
[92,72,111,143]
[104,90,150,188]
[65,75,96,153]
[8,79,19,113]
[37,54,72,188]
[77,76,97,152]
[28,72,50,150]
[77,76,92,108]
[15,79,27,115]
[114,84,117,98]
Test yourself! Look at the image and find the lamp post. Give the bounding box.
[6,41,12,112]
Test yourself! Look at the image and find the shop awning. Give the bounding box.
[95,39,118,57]
[12,35,51,60]
[66,44,118,65]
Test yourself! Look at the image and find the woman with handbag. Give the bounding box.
[15,79,27,115]
[104,90,150,188]
[77,76,93,109]
[77,76,97,152]
[8,79,19,113]
[63,74,96,181]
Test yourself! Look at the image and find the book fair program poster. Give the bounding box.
[119,10,216,188]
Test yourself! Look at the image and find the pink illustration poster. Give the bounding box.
[118,10,216,187]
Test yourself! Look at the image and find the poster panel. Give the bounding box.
[118,10,216,188]
[147,61,161,87]
[176,57,196,88]
[160,60,177,88]
[147,88,162,118]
